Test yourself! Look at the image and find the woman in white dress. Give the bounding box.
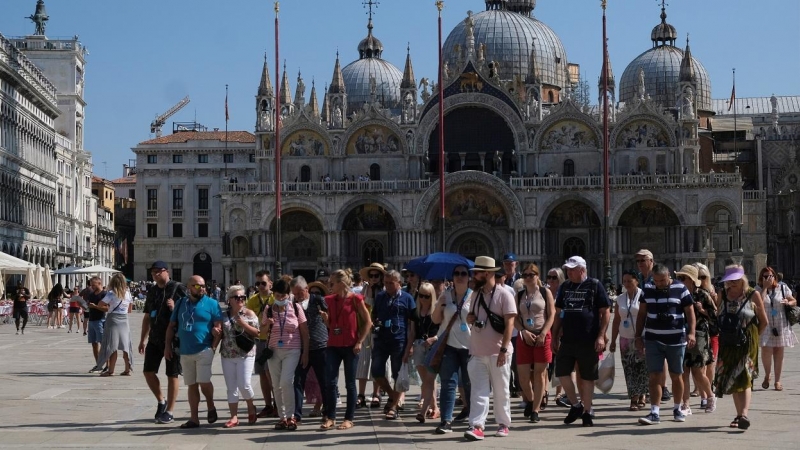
[95,273,134,376]
[756,267,798,391]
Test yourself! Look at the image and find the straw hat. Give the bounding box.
[471,256,501,272]
[674,264,700,286]
[359,262,386,282]
[307,281,329,296]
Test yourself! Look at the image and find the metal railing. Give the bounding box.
[223,179,432,194]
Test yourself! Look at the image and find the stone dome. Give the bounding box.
[443,8,569,89]
[342,19,403,113]
[619,9,711,112]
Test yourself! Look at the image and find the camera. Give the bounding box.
[656,312,673,323]
[474,320,485,329]
[372,325,382,334]
[772,327,780,337]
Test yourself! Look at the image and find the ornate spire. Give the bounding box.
[679,34,696,83]
[401,44,416,89]
[328,51,346,94]
[294,69,306,107]
[258,53,273,96]
[651,1,677,47]
[321,82,329,121]
[599,41,615,90]
[525,42,540,84]
[280,61,292,105]
[308,79,320,118]
[358,0,384,59]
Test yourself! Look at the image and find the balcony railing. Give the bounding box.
[509,173,742,190]
[171,210,183,219]
[55,134,72,150]
[146,210,158,219]
[223,179,432,194]
[197,209,209,218]
[743,190,766,200]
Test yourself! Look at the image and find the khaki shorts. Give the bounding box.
[181,347,214,385]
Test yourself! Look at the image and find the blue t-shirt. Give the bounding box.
[170,294,223,355]
[555,277,611,344]
[372,290,416,345]
[641,280,694,346]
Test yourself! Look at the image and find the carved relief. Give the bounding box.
[540,120,598,151]
[615,119,670,149]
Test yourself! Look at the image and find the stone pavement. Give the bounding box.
[0,317,798,449]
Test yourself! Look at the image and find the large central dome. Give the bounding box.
[443,8,569,89]
[341,18,403,113]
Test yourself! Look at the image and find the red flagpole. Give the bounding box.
[437,1,445,253]
[274,1,283,276]
[602,1,611,287]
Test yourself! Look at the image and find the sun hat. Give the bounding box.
[359,262,386,283]
[471,256,501,272]
[720,266,745,282]
[674,265,700,286]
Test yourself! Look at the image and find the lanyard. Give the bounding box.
[471,286,497,320]
[452,287,471,322]
[626,289,639,322]
[276,307,288,338]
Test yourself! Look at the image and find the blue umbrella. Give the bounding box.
[404,253,474,281]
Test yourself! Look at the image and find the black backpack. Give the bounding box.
[717,291,751,347]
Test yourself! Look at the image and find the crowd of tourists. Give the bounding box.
[7,250,796,440]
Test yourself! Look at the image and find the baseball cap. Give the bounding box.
[562,256,587,270]
[317,268,330,278]
[150,261,168,271]
[635,249,654,260]
[502,252,517,262]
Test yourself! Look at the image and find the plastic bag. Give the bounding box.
[395,362,411,393]
[408,363,422,386]
[551,359,561,388]
[595,351,615,394]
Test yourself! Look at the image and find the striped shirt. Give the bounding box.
[640,280,694,346]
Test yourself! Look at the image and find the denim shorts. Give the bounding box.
[644,340,685,374]
[87,320,105,344]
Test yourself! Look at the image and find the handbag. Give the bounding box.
[780,285,800,326]
[229,310,255,353]
[479,290,506,334]
[425,310,460,374]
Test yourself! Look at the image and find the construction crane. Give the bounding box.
[150,96,190,137]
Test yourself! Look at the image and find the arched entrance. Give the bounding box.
[193,252,212,284]
[341,203,396,268]
[271,209,323,274]
[428,106,515,175]
[618,199,681,256]
[544,200,601,269]
[231,236,249,283]
[450,232,493,262]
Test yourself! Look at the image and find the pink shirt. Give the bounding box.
[469,285,517,356]
[268,301,307,350]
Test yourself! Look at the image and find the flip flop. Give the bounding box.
[762,379,770,390]
[99,372,114,377]
[336,420,354,430]
[320,418,336,430]
[180,420,199,429]
[120,370,132,376]
[775,382,783,391]
[223,419,239,429]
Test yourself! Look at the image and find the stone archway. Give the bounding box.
[193,252,213,285]
[340,203,397,268]
[449,231,494,262]
[543,199,601,270]
[618,199,681,256]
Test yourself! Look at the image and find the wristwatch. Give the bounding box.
[500,347,508,353]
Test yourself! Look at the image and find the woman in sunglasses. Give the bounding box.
[694,263,717,407]
[515,263,554,423]
[218,285,260,428]
[609,270,648,411]
[756,266,797,392]
[412,282,441,423]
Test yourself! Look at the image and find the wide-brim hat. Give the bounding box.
[359,263,386,282]
[675,265,700,286]
[720,266,745,282]
[471,256,501,272]
[307,281,329,295]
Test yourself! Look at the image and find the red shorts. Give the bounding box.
[515,331,553,365]
[710,335,719,361]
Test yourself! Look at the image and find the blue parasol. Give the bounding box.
[404,253,474,281]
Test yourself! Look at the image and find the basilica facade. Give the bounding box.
[214,0,765,285]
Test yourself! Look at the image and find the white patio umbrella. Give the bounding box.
[41,266,53,297]
[24,266,38,297]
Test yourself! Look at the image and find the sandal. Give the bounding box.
[248,413,257,424]
[637,396,647,409]
[286,418,298,431]
[416,413,425,423]
[120,370,132,376]
[629,400,640,411]
[309,409,322,418]
[223,419,239,429]
[540,391,549,411]
[320,418,336,430]
[762,379,770,390]
[180,420,199,429]
[730,416,741,428]
[370,395,381,408]
[274,419,288,430]
[357,394,367,408]
[207,408,218,424]
[738,415,750,430]
[336,419,354,430]
[426,409,440,420]
[99,372,114,377]
[385,408,399,420]
[775,382,783,391]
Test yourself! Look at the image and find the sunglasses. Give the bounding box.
[453,271,469,277]
[229,295,247,301]
[546,275,559,280]
[699,275,708,280]
[418,294,432,299]
[635,259,649,263]
[255,281,269,286]
[762,274,774,279]
[522,273,538,278]
[368,273,382,278]
[676,276,687,282]
[190,284,206,289]
[309,290,324,296]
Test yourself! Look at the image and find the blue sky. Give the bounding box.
[2,0,798,179]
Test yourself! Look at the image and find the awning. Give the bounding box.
[709,116,754,134]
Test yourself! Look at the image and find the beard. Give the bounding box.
[473,276,487,290]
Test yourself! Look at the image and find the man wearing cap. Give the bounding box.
[463,256,517,441]
[495,270,521,400]
[140,261,187,424]
[247,270,276,418]
[634,263,696,425]
[635,248,672,401]
[550,256,611,427]
[502,253,521,287]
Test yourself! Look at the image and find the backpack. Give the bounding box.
[717,291,751,347]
